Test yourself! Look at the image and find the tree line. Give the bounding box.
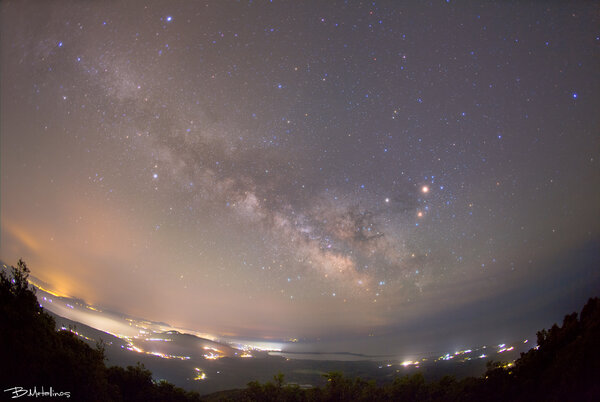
[0,260,202,401]
[233,296,600,402]
[2,259,599,401]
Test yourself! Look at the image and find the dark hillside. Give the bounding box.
[214,297,600,401]
[2,259,599,401]
[0,260,201,402]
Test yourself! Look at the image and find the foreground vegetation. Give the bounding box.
[2,260,599,401]
[0,260,202,401]
[226,298,600,402]
[233,298,600,402]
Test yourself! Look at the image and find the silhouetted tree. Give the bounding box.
[0,260,201,401]
[4,260,599,401]
[240,297,600,402]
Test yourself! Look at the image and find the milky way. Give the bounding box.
[1,1,598,350]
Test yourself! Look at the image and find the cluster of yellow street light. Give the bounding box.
[193,368,207,381]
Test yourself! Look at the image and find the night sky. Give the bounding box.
[1,1,599,355]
